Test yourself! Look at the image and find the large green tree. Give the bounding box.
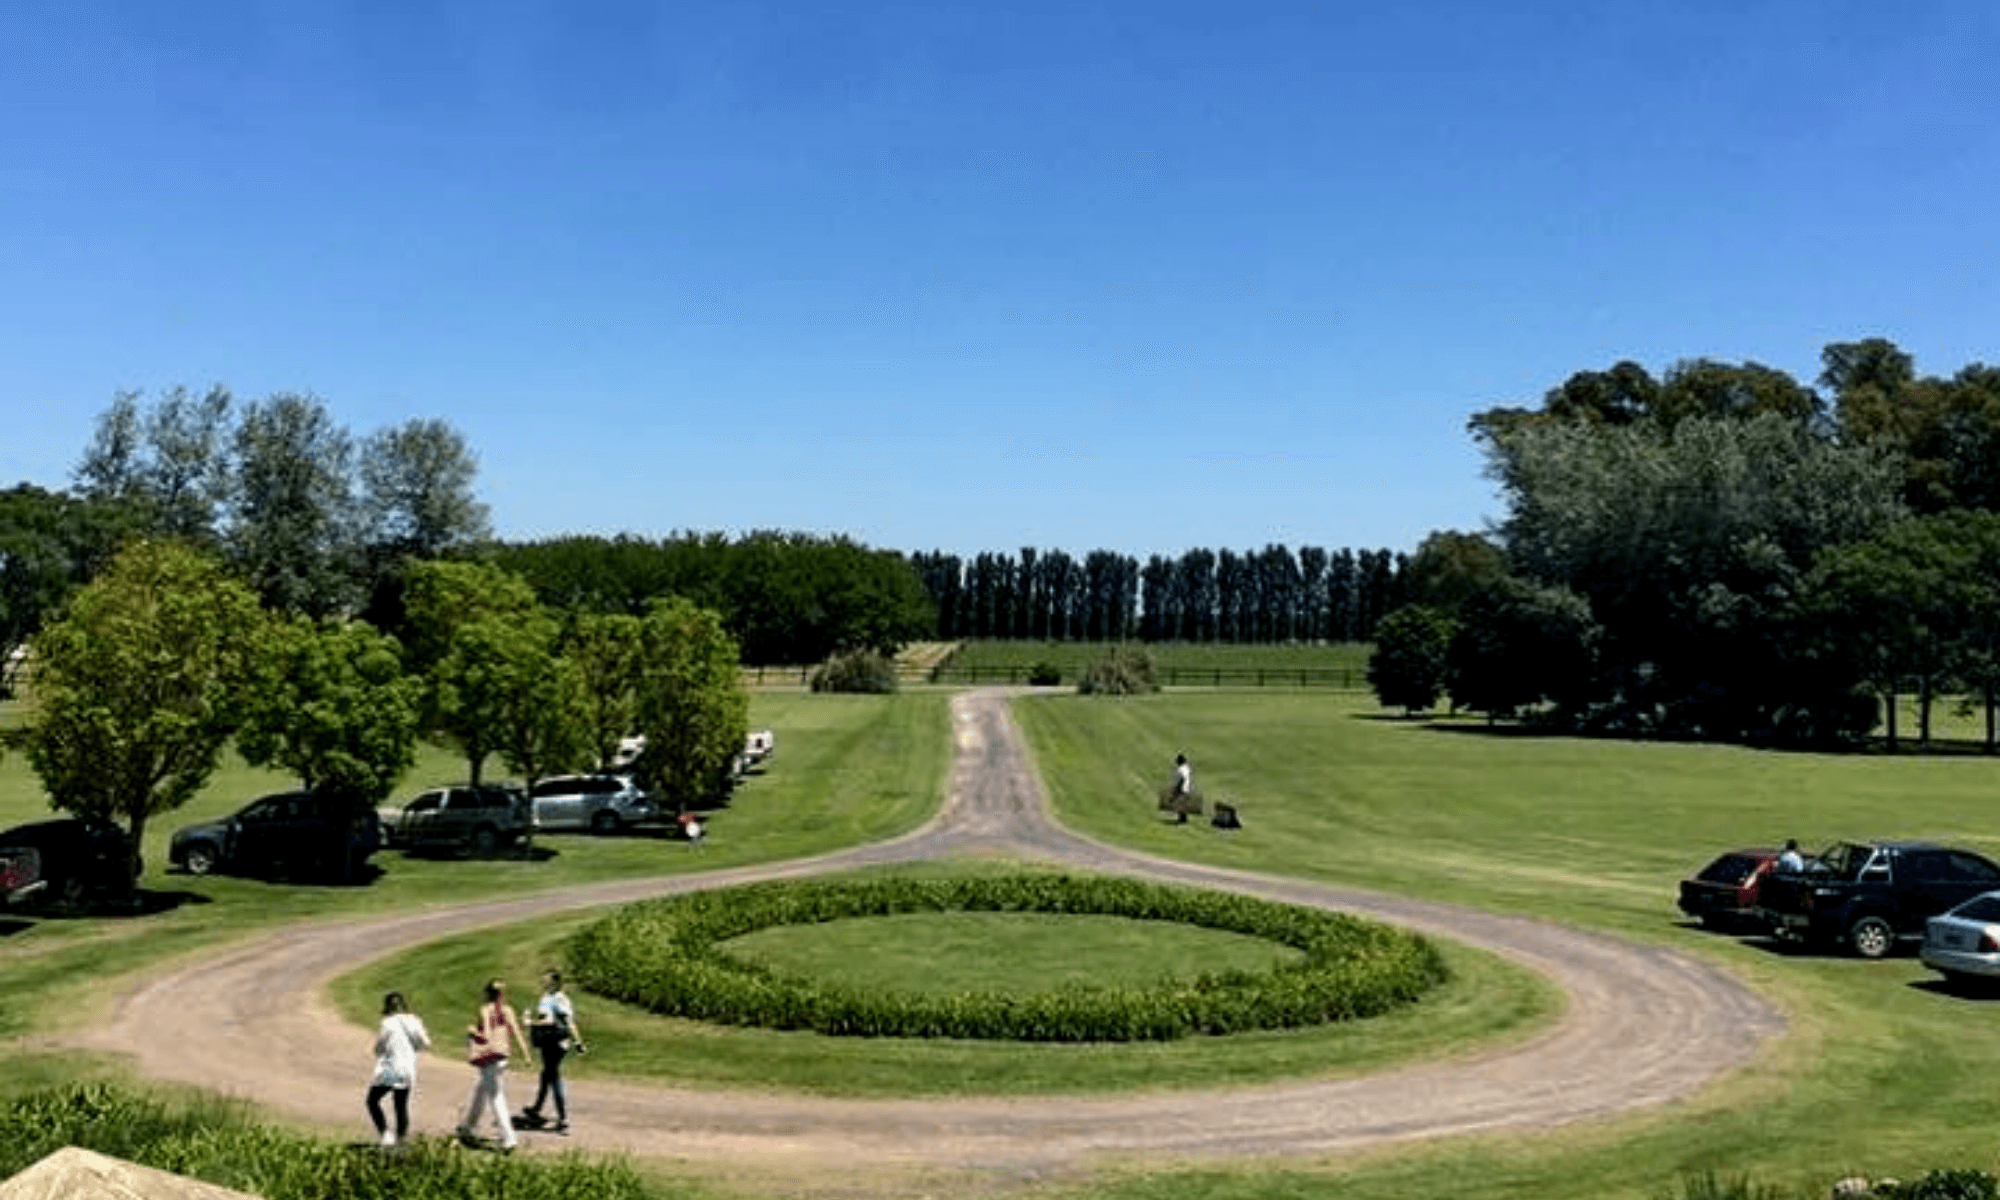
[358,417,492,558]
[1367,605,1456,715]
[1446,578,1599,721]
[73,386,234,545]
[632,596,749,809]
[562,611,647,770]
[0,485,137,698]
[1483,411,1904,737]
[402,561,548,786]
[22,541,266,880]
[229,393,358,616]
[236,616,421,802]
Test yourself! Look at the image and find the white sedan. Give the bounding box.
[1921,890,2000,984]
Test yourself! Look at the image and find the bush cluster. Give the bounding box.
[568,875,1447,1042]
[1076,647,1159,695]
[0,1083,655,1200]
[809,649,899,693]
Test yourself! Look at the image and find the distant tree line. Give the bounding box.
[1369,338,2000,750]
[487,533,937,666]
[907,546,1406,645]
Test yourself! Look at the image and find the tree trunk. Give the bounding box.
[1919,675,1934,751]
[1883,684,1899,752]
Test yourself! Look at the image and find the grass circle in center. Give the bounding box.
[721,910,1305,995]
[569,874,1447,1042]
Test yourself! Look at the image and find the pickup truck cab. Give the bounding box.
[1759,840,2000,958]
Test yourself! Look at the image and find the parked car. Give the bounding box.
[1759,840,2000,958]
[391,786,536,857]
[0,817,139,909]
[171,791,383,881]
[1921,890,2000,985]
[1677,849,1780,929]
[527,774,657,834]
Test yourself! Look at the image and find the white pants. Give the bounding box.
[460,1059,516,1148]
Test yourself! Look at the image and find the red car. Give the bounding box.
[1678,849,1780,929]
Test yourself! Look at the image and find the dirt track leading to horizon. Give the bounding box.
[65,689,1785,1189]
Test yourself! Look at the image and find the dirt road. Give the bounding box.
[66,690,1784,1185]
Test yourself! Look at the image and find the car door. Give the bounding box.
[531,779,578,831]
[230,796,294,868]
[1899,850,1966,929]
[399,792,444,845]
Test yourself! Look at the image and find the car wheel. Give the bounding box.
[1848,915,1895,959]
[54,874,89,909]
[182,842,220,877]
[591,809,621,836]
[470,826,500,858]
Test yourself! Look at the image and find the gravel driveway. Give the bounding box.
[66,689,1784,1188]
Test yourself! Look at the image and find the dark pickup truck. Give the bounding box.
[1759,840,2000,958]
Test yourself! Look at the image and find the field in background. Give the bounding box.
[930,640,1374,687]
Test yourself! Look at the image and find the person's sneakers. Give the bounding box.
[379,1130,397,1148]
[552,1121,569,1135]
[455,1127,480,1148]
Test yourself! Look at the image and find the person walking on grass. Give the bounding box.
[1172,753,1193,825]
[457,979,533,1153]
[366,991,430,1149]
[521,970,584,1134]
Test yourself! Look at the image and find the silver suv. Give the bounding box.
[528,775,657,835]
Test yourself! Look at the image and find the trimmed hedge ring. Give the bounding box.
[569,875,1448,1042]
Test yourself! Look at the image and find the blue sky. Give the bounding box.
[4,2,1997,560]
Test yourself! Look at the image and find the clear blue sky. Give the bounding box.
[4,2,1997,560]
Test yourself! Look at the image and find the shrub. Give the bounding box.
[1027,661,1062,686]
[1076,647,1159,695]
[810,649,899,693]
[0,1083,657,1200]
[569,874,1448,1042]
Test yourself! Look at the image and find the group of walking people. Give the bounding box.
[366,970,584,1153]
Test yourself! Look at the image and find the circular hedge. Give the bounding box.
[568,875,1448,1042]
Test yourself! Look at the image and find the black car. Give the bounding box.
[170,791,383,881]
[1759,840,2000,958]
[0,817,139,909]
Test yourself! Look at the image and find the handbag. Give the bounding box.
[466,1003,507,1067]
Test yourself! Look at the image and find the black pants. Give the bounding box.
[530,1040,567,1121]
[366,1085,410,1138]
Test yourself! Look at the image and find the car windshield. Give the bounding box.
[1953,895,2000,923]
[1697,855,1760,885]
[1815,843,1875,880]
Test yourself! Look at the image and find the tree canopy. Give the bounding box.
[22,541,266,876]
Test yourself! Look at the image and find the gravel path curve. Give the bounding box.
[65,689,1785,1183]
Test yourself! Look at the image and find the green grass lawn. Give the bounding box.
[1014,690,2000,1200]
[720,910,1303,994]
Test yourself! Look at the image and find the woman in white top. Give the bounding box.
[366,991,431,1147]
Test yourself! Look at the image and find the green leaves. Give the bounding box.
[23,541,265,865]
[236,616,420,802]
